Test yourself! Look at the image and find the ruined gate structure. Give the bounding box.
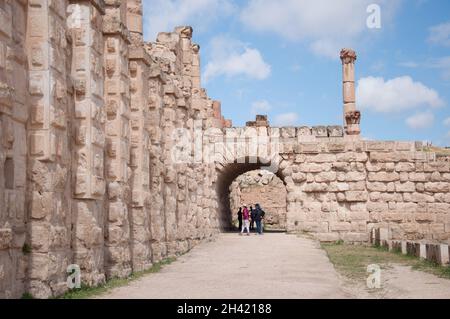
[0,0,450,299]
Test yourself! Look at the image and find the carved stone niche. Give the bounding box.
[345,110,361,125]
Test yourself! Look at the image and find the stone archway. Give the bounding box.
[215,156,287,231]
[229,170,287,231]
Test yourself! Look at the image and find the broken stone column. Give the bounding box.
[211,100,224,129]
[426,243,449,265]
[67,0,107,289]
[103,0,132,279]
[189,34,201,90]
[340,48,361,136]
[419,243,427,259]
[401,241,407,254]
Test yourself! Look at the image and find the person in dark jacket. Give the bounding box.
[237,207,243,232]
[249,206,256,231]
[254,204,266,235]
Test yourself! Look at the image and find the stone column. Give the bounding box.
[129,46,152,271]
[103,0,132,279]
[0,0,28,299]
[67,0,106,289]
[126,0,142,45]
[26,0,74,298]
[340,48,361,136]
[146,65,166,262]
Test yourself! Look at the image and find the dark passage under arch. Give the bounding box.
[216,156,286,231]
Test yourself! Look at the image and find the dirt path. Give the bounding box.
[100,233,351,299]
[99,233,450,299]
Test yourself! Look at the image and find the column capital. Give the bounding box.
[340,48,357,64]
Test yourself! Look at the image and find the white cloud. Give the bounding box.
[356,76,445,113]
[203,36,271,82]
[398,57,450,81]
[251,100,272,114]
[444,118,450,126]
[428,22,450,47]
[398,61,419,68]
[143,0,235,41]
[406,112,435,129]
[427,57,450,81]
[240,0,401,58]
[274,113,299,126]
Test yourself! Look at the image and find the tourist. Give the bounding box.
[254,204,266,235]
[249,205,255,231]
[237,207,243,232]
[240,205,250,236]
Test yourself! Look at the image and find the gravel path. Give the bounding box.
[99,233,450,299]
[100,233,351,299]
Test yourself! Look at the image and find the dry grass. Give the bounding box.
[321,242,450,281]
[55,257,177,299]
[424,146,450,156]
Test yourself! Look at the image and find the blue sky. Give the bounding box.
[143,0,450,146]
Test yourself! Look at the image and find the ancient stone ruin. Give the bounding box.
[229,170,287,230]
[1,0,450,299]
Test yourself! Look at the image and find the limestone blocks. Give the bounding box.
[126,0,143,44]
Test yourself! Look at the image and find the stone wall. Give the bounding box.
[0,0,225,299]
[229,170,287,230]
[282,140,450,243]
[0,0,28,299]
[215,128,450,244]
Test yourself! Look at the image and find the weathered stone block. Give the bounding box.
[327,126,343,137]
[312,126,327,137]
[345,191,367,202]
[0,229,13,250]
[395,182,416,193]
[368,172,400,182]
[424,182,449,193]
